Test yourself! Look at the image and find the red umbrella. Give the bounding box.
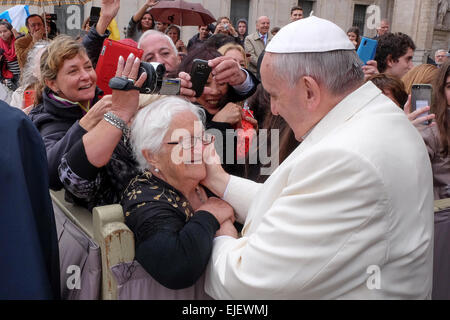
[150,0,216,26]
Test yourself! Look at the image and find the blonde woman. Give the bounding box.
[218,42,248,68]
[29,35,147,210]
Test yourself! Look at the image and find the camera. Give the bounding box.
[223,23,229,30]
[138,62,180,95]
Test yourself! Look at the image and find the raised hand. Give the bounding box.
[101,0,121,18]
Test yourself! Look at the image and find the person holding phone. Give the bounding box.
[416,60,450,199]
[177,45,257,177]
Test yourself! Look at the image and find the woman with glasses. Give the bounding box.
[177,45,257,177]
[121,96,235,296]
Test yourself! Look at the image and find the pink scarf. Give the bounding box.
[0,35,16,62]
[0,35,16,79]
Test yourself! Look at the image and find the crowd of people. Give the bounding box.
[1,0,449,300]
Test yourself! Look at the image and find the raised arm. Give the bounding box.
[132,0,159,26]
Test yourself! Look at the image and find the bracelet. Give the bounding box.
[103,111,130,138]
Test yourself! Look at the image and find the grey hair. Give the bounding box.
[19,40,50,89]
[138,29,178,56]
[269,50,364,95]
[131,96,206,171]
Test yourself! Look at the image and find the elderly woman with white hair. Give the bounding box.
[121,96,235,292]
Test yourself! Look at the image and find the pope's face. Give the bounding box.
[261,53,308,140]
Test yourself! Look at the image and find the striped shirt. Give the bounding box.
[7,60,20,78]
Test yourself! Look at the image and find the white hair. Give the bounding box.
[269,50,364,95]
[138,29,178,56]
[435,49,447,56]
[131,96,205,171]
[19,40,50,89]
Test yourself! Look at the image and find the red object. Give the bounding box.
[23,90,35,109]
[95,39,143,95]
[118,38,138,48]
[236,108,256,159]
[149,0,216,26]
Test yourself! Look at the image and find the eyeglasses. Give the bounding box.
[166,134,214,150]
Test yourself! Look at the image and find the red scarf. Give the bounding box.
[0,35,16,79]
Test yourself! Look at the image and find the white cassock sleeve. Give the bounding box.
[205,147,388,299]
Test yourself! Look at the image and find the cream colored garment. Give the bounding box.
[205,82,434,299]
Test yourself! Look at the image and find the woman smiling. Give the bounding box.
[30,35,147,210]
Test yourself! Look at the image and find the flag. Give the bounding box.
[0,5,30,33]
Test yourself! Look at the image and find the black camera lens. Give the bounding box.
[138,62,166,94]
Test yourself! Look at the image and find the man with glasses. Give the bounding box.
[15,14,46,70]
[435,49,449,67]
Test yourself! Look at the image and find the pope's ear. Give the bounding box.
[302,76,321,111]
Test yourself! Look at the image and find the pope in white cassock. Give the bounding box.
[200,16,434,299]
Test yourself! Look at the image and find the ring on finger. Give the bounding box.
[128,78,135,84]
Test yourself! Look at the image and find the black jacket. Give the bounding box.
[121,171,219,290]
[29,88,139,210]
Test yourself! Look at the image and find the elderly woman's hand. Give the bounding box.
[403,95,435,128]
[197,197,235,225]
[79,95,112,131]
[362,60,379,81]
[110,53,147,123]
[212,102,242,125]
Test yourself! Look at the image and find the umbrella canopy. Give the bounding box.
[150,0,216,27]
[0,1,91,4]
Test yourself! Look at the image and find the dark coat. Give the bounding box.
[121,171,219,290]
[29,88,139,210]
[0,101,60,299]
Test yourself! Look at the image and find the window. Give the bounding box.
[353,4,368,35]
[230,0,250,29]
[298,0,315,17]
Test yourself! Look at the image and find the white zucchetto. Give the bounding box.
[266,16,355,53]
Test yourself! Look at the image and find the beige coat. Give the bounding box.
[205,82,434,299]
[244,31,273,73]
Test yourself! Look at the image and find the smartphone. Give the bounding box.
[23,90,35,108]
[357,37,378,65]
[190,59,211,97]
[89,6,101,27]
[411,84,432,125]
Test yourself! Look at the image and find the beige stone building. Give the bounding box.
[1,0,448,63]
